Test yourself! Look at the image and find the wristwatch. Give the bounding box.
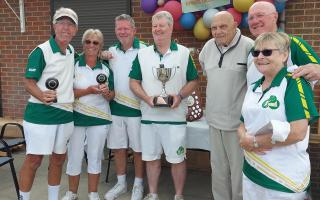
[253,136,259,148]
[178,92,185,100]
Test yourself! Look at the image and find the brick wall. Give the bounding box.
[0,0,51,118]
[132,0,320,196]
[284,1,320,196]
[0,0,319,196]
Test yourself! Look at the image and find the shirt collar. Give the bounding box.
[78,54,102,70]
[116,37,141,52]
[49,35,72,55]
[217,28,241,51]
[252,67,288,92]
[153,40,178,55]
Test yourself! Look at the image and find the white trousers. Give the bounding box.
[66,125,109,175]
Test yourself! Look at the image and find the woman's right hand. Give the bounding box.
[87,85,101,94]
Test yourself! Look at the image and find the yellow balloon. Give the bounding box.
[233,0,254,13]
[193,18,210,41]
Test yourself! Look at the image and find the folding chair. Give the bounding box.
[105,149,112,183]
[0,138,20,199]
[0,123,25,151]
[104,149,133,183]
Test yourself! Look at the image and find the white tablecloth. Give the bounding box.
[186,118,210,151]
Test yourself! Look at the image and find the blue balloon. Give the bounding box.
[179,13,196,30]
[275,1,286,13]
[240,12,249,28]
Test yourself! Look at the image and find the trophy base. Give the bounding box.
[153,96,173,107]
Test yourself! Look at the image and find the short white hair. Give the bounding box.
[152,11,173,26]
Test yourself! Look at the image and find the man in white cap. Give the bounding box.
[18,7,78,200]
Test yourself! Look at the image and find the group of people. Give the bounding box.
[17,1,320,200]
[200,2,320,200]
[19,7,197,200]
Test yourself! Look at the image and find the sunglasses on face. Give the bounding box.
[251,49,280,57]
[85,40,99,45]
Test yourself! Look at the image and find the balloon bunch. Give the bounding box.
[141,0,288,41]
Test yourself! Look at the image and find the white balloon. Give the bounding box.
[203,8,219,28]
[158,0,165,6]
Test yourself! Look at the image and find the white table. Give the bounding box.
[186,118,210,151]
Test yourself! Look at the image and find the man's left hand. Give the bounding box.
[170,94,181,109]
[292,63,320,81]
[100,50,113,60]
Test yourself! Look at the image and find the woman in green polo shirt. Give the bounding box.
[62,29,114,200]
[238,32,319,200]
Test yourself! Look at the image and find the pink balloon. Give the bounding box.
[163,1,183,21]
[255,0,274,3]
[173,19,184,31]
[154,6,166,14]
[227,8,242,26]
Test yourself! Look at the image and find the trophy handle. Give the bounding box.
[169,67,176,81]
[152,67,157,80]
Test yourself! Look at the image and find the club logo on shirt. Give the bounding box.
[262,95,280,109]
[176,146,185,155]
[28,68,37,72]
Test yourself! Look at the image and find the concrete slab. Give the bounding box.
[0,149,212,200]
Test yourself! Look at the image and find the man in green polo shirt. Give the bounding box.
[19,7,78,200]
[129,11,198,200]
[104,14,147,200]
[247,1,320,84]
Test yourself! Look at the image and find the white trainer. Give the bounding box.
[131,185,144,200]
[174,195,184,200]
[104,183,127,200]
[61,191,78,200]
[88,192,101,200]
[143,193,159,200]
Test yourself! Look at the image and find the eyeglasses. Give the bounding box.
[251,49,280,57]
[85,40,99,46]
[247,13,273,22]
[56,20,76,27]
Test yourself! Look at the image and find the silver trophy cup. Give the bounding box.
[152,64,176,107]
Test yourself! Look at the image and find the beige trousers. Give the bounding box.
[209,126,243,200]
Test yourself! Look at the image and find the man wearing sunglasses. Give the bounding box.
[199,11,253,200]
[247,1,320,85]
[19,7,78,200]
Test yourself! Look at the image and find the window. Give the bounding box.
[52,0,130,51]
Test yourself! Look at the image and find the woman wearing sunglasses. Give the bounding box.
[62,29,115,200]
[238,32,319,200]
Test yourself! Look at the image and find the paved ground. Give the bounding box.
[0,149,212,200]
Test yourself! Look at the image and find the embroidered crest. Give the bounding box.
[262,95,280,109]
[176,146,185,155]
